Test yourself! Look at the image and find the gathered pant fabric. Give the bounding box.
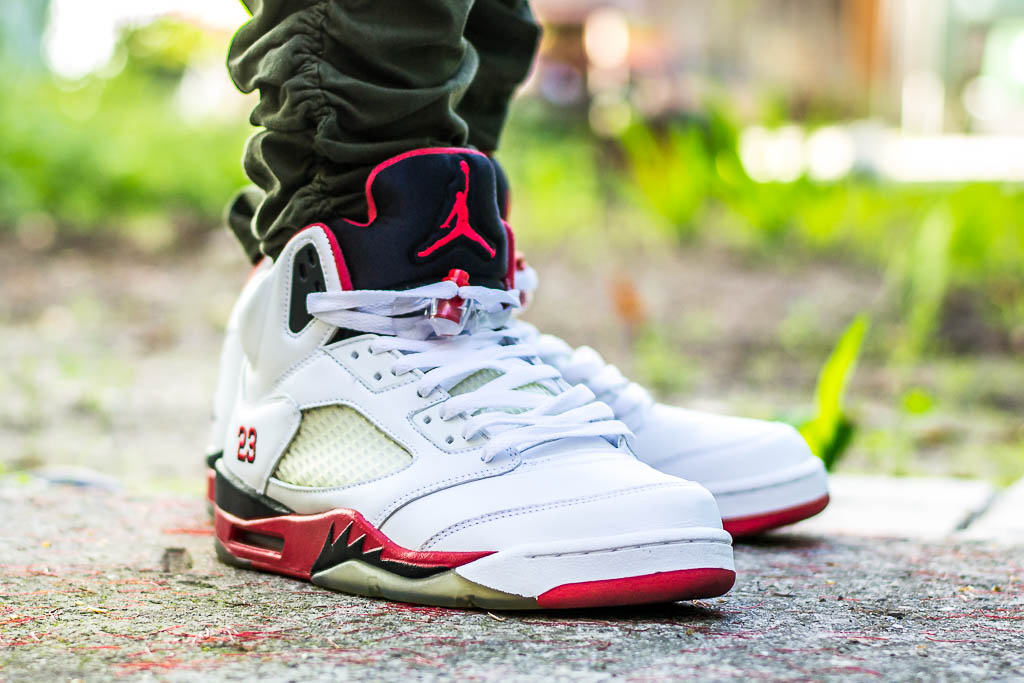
[226,0,541,261]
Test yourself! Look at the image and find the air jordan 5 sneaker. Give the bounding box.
[207,148,735,609]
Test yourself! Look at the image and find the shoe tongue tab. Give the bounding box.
[327,149,511,292]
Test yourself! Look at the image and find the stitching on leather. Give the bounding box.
[267,458,519,530]
[280,231,337,344]
[408,404,483,455]
[421,482,684,550]
[247,396,301,496]
[325,343,421,395]
[272,348,327,392]
[281,234,306,339]
[712,466,823,498]
[521,537,731,559]
[377,458,519,526]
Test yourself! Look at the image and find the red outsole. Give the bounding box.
[723,494,830,538]
[537,568,736,609]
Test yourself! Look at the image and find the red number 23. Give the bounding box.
[237,426,257,462]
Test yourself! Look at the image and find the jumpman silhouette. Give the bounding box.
[417,160,497,259]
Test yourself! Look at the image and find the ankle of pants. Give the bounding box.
[227,0,539,261]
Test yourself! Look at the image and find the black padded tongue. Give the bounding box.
[326,150,511,291]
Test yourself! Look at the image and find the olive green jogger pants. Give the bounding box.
[226,0,541,262]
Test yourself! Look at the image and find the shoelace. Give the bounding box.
[512,265,653,430]
[307,282,631,463]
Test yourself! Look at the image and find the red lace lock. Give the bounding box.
[430,268,470,335]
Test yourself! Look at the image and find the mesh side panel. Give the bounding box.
[448,368,554,417]
[449,368,502,396]
[274,406,411,488]
[449,369,554,397]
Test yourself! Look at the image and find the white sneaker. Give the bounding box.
[514,315,829,537]
[209,148,734,609]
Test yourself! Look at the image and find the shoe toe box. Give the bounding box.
[633,405,818,489]
[382,451,724,553]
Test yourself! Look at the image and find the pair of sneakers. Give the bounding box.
[205,148,828,609]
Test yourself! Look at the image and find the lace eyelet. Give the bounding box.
[373,372,382,381]
[350,350,359,359]
[445,436,455,445]
[423,415,432,424]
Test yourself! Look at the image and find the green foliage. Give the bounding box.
[799,314,869,470]
[0,18,250,240]
[618,104,749,240]
[900,387,935,415]
[610,115,1024,345]
[890,205,955,363]
[619,123,712,239]
[497,104,603,247]
[499,108,1022,373]
[116,17,213,79]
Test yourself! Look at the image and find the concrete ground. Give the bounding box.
[1,483,1022,681]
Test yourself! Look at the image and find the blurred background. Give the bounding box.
[1,0,1021,492]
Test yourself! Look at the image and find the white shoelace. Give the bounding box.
[307,282,631,463]
[512,265,653,430]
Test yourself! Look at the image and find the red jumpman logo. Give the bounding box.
[417,160,497,259]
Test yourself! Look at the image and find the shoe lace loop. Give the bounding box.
[307,283,631,462]
[512,264,654,429]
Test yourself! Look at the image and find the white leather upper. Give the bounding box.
[205,260,271,455]
[219,225,724,552]
[630,404,818,494]
[388,451,719,551]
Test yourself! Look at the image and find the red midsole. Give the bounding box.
[214,505,491,579]
[723,494,830,538]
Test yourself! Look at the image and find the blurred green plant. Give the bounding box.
[799,314,869,471]
[900,387,936,415]
[0,18,249,244]
[619,122,712,240]
[609,114,1024,348]
[497,103,603,248]
[888,205,955,364]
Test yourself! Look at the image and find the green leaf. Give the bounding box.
[800,314,869,470]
